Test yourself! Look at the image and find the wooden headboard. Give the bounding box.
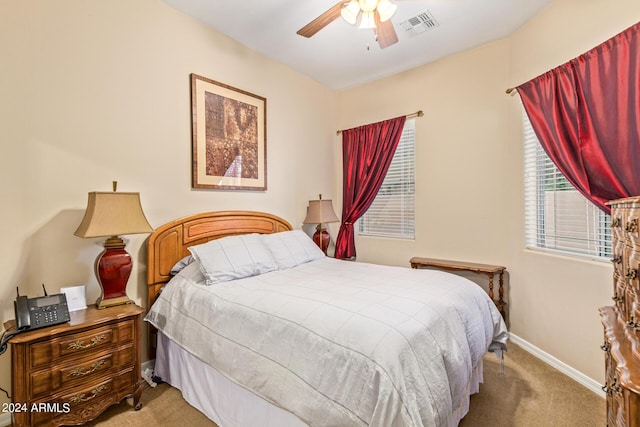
[146,210,293,357]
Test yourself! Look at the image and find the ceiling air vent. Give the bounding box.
[399,9,439,38]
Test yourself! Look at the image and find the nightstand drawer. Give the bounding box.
[29,319,135,368]
[30,369,138,426]
[30,344,135,399]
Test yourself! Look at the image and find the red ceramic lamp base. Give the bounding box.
[312,226,330,255]
[95,236,133,309]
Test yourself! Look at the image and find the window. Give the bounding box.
[358,119,415,239]
[523,110,612,260]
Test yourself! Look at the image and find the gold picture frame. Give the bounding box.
[191,73,267,190]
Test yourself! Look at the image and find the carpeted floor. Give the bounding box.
[459,343,605,426]
[89,342,606,426]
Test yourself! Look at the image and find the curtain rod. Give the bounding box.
[336,110,424,135]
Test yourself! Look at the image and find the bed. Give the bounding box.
[144,211,508,427]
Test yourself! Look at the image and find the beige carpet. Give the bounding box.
[89,342,606,426]
[459,343,605,426]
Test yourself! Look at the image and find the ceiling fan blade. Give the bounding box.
[375,13,399,49]
[297,1,347,38]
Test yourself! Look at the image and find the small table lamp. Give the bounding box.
[303,194,340,255]
[74,182,153,309]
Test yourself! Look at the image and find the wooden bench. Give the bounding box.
[410,257,507,319]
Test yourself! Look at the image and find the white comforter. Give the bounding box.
[145,257,508,427]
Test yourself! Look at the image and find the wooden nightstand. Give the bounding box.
[5,304,144,426]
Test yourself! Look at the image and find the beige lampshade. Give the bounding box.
[74,192,153,238]
[303,198,339,225]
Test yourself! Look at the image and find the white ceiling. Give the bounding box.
[162,0,554,90]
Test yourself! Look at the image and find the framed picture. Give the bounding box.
[191,73,267,190]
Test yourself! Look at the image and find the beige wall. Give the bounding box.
[0,0,338,403]
[337,40,512,267]
[338,0,640,385]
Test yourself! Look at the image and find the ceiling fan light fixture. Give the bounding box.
[341,0,360,25]
[377,0,397,22]
[358,0,379,13]
[359,10,376,29]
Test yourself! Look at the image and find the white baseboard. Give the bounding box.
[509,333,605,398]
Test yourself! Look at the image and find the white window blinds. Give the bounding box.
[358,119,415,239]
[523,109,612,260]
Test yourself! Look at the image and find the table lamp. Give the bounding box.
[303,194,340,255]
[74,182,153,309]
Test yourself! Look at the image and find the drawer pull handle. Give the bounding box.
[609,377,623,396]
[600,342,610,352]
[628,316,640,330]
[612,384,623,395]
[612,294,624,303]
[625,269,637,280]
[625,218,638,232]
[68,334,106,350]
[611,255,622,264]
[68,384,107,404]
[612,217,621,228]
[602,377,619,396]
[68,360,106,377]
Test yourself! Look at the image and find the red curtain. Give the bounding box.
[517,21,640,214]
[334,116,406,260]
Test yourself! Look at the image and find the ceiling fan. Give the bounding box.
[297,0,405,49]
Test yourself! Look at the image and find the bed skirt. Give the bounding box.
[155,332,308,427]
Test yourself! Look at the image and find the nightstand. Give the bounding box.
[5,304,144,426]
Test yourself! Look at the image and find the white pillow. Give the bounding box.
[261,230,325,270]
[188,234,276,285]
[170,255,193,276]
